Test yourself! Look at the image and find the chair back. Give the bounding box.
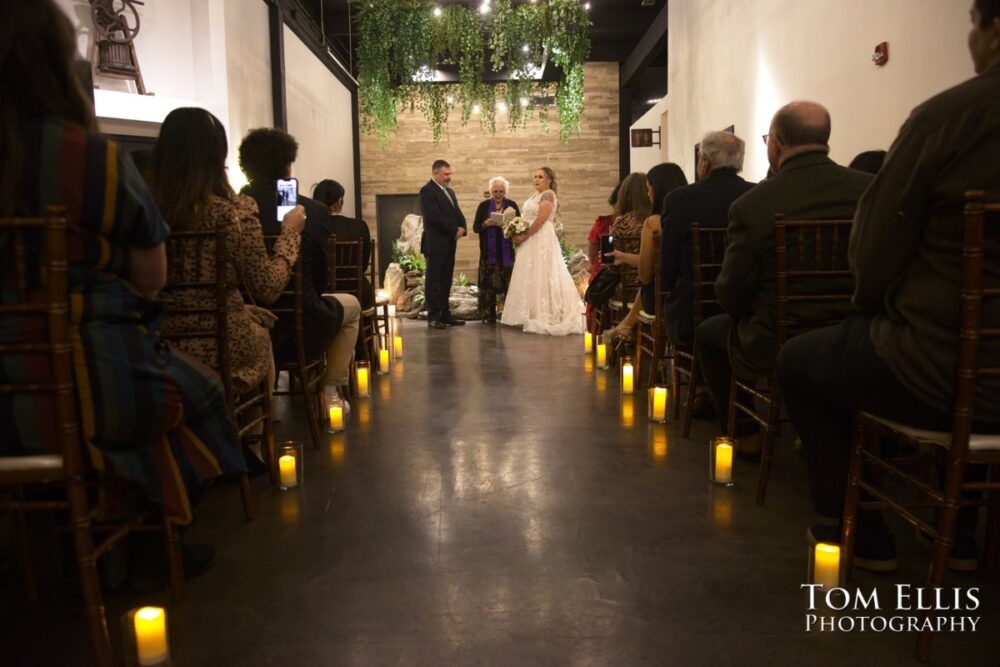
[773,217,854,345]
[613,233,643,305]
[328,236,365,299]
[649,231,663,319]
[953,192,1000,453]
[690,224,727,325]
[263,234,310,366]
[160,228,234,403]
[0,207,80,474]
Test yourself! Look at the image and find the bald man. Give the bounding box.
[695,101,873,457]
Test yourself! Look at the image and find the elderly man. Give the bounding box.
[694,102,873,456]
[473,176,521,323]
[777,0,1000,572]
[660,130,755,344]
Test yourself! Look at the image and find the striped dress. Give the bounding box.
[0,118,245,525]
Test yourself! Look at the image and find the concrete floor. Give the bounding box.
[2,319,999,666]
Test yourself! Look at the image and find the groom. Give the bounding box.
[419,159,467,329]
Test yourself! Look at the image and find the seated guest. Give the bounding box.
[777,1,1000,571]
[149,107,304,395]
[696,101,872,456]
[601,172,651,343]
[659,131,755,343]
[472,176,521,323]
[0,1,244,528]
[848,149,887,175]
[238,129,360,409]
[312,179,375,308]
[585,182,621,331]
[605,163,688,341]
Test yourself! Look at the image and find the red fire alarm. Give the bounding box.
[872,42,889,67]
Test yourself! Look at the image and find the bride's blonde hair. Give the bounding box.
[538,166,558,193]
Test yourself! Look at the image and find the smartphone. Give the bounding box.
[276,178,298,221]
[601,234,615,264]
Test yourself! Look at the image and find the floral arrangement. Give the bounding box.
[503,217,530,240]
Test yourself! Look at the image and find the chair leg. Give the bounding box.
[682,356,699,439]
[298,368,323,450]
[66,476,113,667]
[841,419,867,583]
[13,487,38,602]
[986,465,1000,573]
[918,496,964,659]
[163,516,184,603]
[238,473,254,521]
[755,391,783,506]
[262,393,278,486]
[726,375,738,439]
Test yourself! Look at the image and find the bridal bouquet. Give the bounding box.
[503,216,529,240]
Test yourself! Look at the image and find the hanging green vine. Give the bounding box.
[353,0,591,144]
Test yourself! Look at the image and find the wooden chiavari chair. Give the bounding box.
[634,232,665,386]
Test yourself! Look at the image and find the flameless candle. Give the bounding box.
[328,405,344,431]
[379,348,390,374]
[813,543,841,589]
[133,606,168,666]
[596,342,607,368]
[356,363,370,397]
[394,335,403,358]
[714,440,734,484]
[584,332,594,353]
[621,359,634,394]
[650,386,668,422]
[279,454,297,488]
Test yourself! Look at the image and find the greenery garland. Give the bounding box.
[354,0,591,144]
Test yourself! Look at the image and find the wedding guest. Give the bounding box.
[239,129,360,408]
[585,182,621,332]
[472,176,521,323]
[313,179,374,308]
[420,159,467,328]
[0,1,245,529]
[150,107,304,392]
[696,101,872,458]
[848,149,887,175]
[777,0,1000,571]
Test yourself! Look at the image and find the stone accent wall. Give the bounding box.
[360,62,620,279]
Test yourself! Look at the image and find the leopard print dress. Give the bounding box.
[161,194,300,393]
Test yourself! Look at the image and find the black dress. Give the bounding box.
[325,213,375,308]
[472,198,520,320]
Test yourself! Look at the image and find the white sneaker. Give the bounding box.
[325,386,351,415]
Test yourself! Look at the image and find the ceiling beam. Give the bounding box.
[619,1,668,89]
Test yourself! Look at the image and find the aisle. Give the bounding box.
[4,320,997,666]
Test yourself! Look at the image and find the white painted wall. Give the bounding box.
[629,97,670,174]
[284,26,357,217]
[666,0,973,182]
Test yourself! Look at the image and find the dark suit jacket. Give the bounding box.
[244,183,343,360]
[717,152,873,376]
[419,179,467,256]
[660,168,755,341]
[850,61,1000,420]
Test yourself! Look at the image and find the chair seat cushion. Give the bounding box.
[361,307,377,317]
[860,412,1000,452]
[637,310,655,323]
[608,299,623,309]
[0,454,64,471]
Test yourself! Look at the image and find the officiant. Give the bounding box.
[473,176,521,323]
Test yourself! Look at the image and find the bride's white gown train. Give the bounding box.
[501,190,584,336]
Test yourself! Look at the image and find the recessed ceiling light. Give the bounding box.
[479,2,490,14]
[472,104,482,114]
[520,97,529,108]
[432,6,441,17]
[496,101,507,112]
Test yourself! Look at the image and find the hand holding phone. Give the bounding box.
[600,234,615,264]
[276,178,298,221]
[281,205,306,234]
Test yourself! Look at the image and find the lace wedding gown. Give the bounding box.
[500,190,584,336]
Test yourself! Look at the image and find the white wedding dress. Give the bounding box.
[500,190,584,336]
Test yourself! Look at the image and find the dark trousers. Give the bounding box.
[694,313,758,435]
[424,249,455,322]
[776,315,981,532]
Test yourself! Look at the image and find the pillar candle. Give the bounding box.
[379,348,390,373]
[393,335,403,358]
[596,343,607,368]
[279,454,297,488]
[584,332,593,354]
[357,366,370,397]
[714,440,734,484]
[813,543,841,590]
[328,405,344,431]
[134,607,168,666]
[621,362,634,394]
[651,386,667,421]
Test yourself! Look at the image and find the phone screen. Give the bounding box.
[601,234,615,264]
[276,178,298,220]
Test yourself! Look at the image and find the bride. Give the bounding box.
[501,167,584,336]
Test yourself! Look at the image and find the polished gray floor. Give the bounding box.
[2,320,999,666]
